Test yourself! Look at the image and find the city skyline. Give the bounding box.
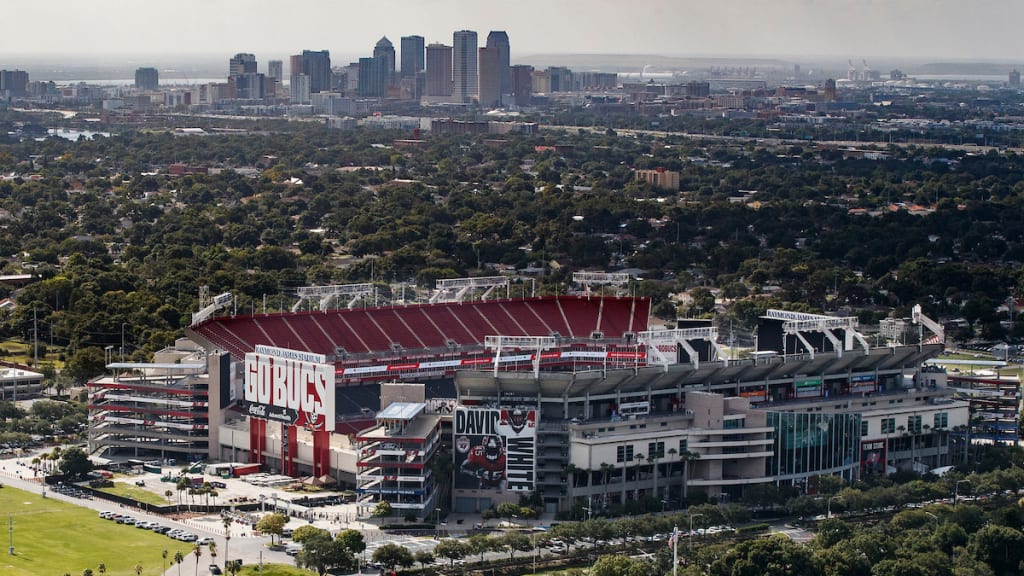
[1,0,1021,63]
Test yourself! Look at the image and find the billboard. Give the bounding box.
[454,408,537,492]
[244,345,336,432]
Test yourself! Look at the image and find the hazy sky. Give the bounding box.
[2,0,1020,62]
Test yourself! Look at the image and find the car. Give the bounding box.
[136,522,154,529]
[99,511,115,519]
[197,536,215,545]
[179,533,198,542]
[152,525,170,534]
[122,518,137,526]
[209,565,222,575]
[167,530,184,538]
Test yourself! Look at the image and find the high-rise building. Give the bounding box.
[485,31,510,97]
[401,35,425,79]
[823,78,837,101]
[1011,69,1021,88]
[511,64,533,107]
[453,30,478,102]
[134,67,159,91]
[232,73,265,100]
[478,46,501,108]
[425,43,453,98]
[291,74,311,105]
[374,37,396,81]
[229,53,257,78]
[300,50,332,94]
[268,60,283,82]
[358,57,382,97]
[0,70,29,98]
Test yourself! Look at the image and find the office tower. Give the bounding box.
[547,66,572,92]
[358,57,379,97]
[401,35,425,78]
[485,31,510,96]
[453,30,478,102]
[425,43,453,97]
[229,53,257,77]
[1011,69,1021,88]
[300,50,331,94]
[233,73,265,99]
[823,78,837,101]
[134,67,159,91]
[291,74,311,104]
[510,64,533,107]
[0,70,29,97]
[268,60,283,82]
[373,36,396,93]
[478,46,501,108]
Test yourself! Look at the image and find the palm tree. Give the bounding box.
[134,563,142,576]
[162,549,168,575]
[97,564,106,575]
[173,550,184,576]
[222,516,232,572]
[667,447,678,504]
[633,453,646,501]
[680,450,701,502]
[193,542,203,576]
[600,463,612,509]
[650,454,659,501]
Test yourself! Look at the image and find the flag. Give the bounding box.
[668,526,678,549]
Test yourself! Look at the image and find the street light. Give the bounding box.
[688,513,703,552]
[954,480,970,507]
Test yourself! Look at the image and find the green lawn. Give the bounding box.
[239,564,314,576]
[0,485,193,576]
[99,481,175,506]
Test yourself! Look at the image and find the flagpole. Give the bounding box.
[672,525,678,576]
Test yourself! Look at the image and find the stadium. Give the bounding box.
[87,275,969,517]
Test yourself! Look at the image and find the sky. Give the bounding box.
[1,0,1020,63]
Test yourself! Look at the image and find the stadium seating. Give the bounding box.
[187,296,651,366]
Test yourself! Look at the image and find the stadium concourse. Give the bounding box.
[104,288,967,517]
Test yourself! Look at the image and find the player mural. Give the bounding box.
[454,407,537,492]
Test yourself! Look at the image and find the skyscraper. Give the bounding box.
[0,70,29,98]
[374,37,396,90]
[453,30,478,103]
[401,35,425,79]
[478,46,501,108]
[511,64,533,107]
[485,31,510,96]
[425,43,453,98]
[229,53,257,78]
[135,67,159,91]
[268,60,283,83]
[300,50,332,94]
[1011,69,1021,88]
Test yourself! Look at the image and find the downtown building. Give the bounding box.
[452,30,478,103]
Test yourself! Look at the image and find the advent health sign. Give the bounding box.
[244,345,336,432]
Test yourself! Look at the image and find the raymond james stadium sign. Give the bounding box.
[244,346,336,432]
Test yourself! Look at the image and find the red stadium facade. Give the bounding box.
[186,296,651,473]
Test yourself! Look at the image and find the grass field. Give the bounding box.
[239,565,314,576]
[0,485,193,576]
[99,481,175,506]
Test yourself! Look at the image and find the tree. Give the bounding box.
[372,543,415,572]
[64,347,106,384]
[162,549,168,575]
[255,512,287,545]
[468,533,494,562]
[58,446,93,480]
[591,555,651,576]
[173,550,184,576]
[292,525,331,544]
[97,564,106,575]
[373,500,393,517]
[970,524,1024,576]
[500,531,532,560]
[680,449,701,502]
[708,535,820,576]
[297,533,353,576]
[335,528,367,555]
[192,542,203,576]
[413,549,435,571]
[434,538,468,567]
